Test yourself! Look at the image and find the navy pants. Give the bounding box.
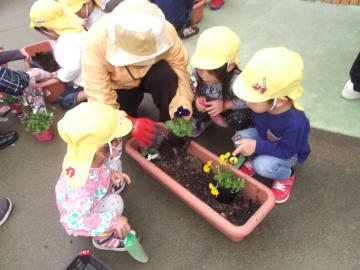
[58,85,83,109]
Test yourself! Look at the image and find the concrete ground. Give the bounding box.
[0,0,360,269]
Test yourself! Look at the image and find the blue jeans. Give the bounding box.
[58,85,83,109]
[232,128,297,180]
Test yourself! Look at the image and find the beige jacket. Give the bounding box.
[82,14,193,118]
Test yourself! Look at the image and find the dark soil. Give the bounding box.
[32,52,59,72]
[150,140,261,226]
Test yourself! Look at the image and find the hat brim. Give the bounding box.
[112,111,133,138]
[233,75,271,103]
[190,55,225,70]
[31,15,82,35]
[106,42,171,66]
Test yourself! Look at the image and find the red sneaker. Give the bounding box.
[210,0,224,10]
[239,160,255,176]
[272,172,295,204]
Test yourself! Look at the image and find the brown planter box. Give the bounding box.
[191,0,205,25]
[125,123,275,242]
[23,40,66,104]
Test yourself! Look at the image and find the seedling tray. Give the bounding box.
[66,254,111,270]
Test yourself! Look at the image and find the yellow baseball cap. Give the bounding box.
[191,26,241,70]
[60,0,104,15]
[30,0,83,35]
[58,102,132,187]
[233,47,304,111]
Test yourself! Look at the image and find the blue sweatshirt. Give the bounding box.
[253,107,311,163]
[153,0,194,30]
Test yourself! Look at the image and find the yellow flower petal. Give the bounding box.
[203,160,213,173]
[209,183,219,197]
[219,154,226,164]
[229,156,238,165]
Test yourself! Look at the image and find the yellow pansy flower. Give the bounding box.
[229,156,238,165]
[203,160,212,173]
[219,152,231,164]
[209,183,219,197]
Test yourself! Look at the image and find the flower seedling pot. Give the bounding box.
[167,131,187,148]
[9,103,22,114]
[125,123,276,242]
[23,40,66,104]
[216,187,238,204]
[32,129,53,142]
[191,0,205,25]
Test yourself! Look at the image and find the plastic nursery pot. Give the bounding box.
[167,131,187,148]
[125,122,276,242]
[23,40,66,104]
[191,0,205,25]
[216,187,239,204]
[9,103,22,114]
[32,129,53,142]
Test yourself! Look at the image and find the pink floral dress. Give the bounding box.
[55,166,117,237]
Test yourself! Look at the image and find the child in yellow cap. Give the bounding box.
[190,26,251,136]
[232,47,311,204]
[60,0,106,30]
[56,102,139,251]
[29,0,87,110]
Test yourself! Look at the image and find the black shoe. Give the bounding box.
[0,130,16,139]
[0,131,18,150]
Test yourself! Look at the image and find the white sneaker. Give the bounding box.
[341,80,360,100]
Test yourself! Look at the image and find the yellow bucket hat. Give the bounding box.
[30,0,83,35]
[58,102,132,187]
[60,0,104,15]
[106,0,173,66]
[233,47,304,111]
[191,26,241,70]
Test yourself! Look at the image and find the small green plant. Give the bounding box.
[204,152,245,196]
[25,110,54,135]
[165,106,195,137]
[140,148,161,160]
[3,94,20,105]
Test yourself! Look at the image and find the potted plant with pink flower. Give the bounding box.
[3,94,22,114]
[25,109,54,141]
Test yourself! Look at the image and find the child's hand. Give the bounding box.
[111,171,131,187]
[20,48,32,63]
[51,71,57,79]
[205,99,224,116]
[232,138,256,156]
[195,96,207,112]
[115,216,131,238]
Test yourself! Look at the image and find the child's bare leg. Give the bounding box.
[76,91,87,104]
[27,68,51,82]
